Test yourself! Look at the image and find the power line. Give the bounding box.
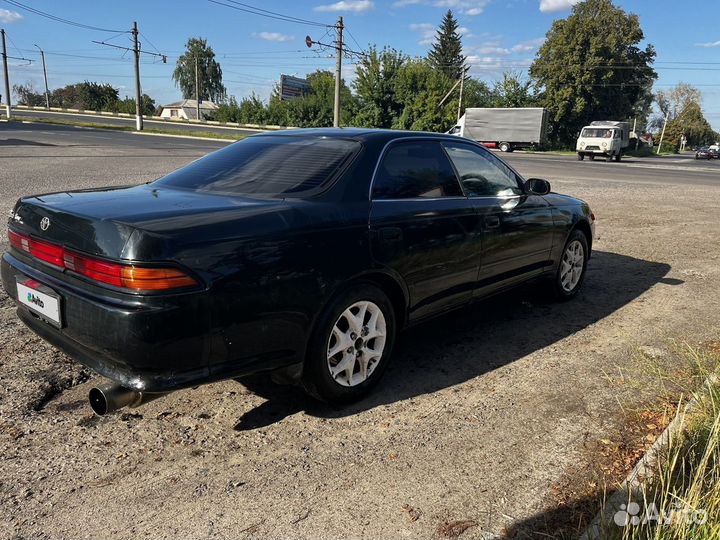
[207,0,331,27]
[2,0,129,33]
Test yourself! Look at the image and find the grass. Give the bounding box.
[7,116,244,141]
[601,342,720,539]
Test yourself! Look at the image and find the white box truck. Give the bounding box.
[448,107,549,152]
[576,121,630,162]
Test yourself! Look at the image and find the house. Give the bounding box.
[159,99,218,121]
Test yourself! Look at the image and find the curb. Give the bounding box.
[129,131,236,142]
[579,375,716,540]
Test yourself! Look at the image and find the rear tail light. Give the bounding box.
[8,229,197,292]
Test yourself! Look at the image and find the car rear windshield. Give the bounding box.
[155,136,360,197]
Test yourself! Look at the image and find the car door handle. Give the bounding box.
[379,227,403,242]
[485,216,500,229]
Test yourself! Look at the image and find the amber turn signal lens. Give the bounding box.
[120,266,197,290]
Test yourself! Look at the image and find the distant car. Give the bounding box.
[2,129,595,415]
[710,148,720,159]
[695,147,712,160]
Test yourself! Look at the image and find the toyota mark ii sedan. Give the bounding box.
[1,129,595,414]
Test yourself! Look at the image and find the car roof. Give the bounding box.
[251,127,461,144]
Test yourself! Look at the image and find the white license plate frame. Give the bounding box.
[16,278,62,328]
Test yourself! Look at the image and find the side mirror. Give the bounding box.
[524,178,551,196]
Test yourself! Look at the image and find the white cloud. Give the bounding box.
[253,32,294,42]
[394,0,490,16]
[0,9,23,23]
[511,37,544,52]
[539,0,580,13]
[314,0,374,12]
[696,40,720,48]
[476,46,510,55]
[409,22,436,45]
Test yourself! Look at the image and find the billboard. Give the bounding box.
[280,75,310,101]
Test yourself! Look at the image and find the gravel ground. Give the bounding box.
[1,123,719,539]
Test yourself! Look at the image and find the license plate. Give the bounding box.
[17,279,62,327]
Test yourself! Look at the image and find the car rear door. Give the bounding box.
[369,139,482,322]
[441,141,555,294]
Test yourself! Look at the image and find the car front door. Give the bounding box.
[369,139,482,322]
[442,141,555,295]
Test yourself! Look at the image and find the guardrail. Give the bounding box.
[12,105,290,131]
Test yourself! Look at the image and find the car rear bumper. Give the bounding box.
[1,252,211,392]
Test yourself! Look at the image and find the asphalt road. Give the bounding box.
[3,108,266,136]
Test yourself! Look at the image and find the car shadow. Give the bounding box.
[233,250,677,431]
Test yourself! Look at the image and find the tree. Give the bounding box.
[13,82,45,106]
[173,37,226,103]
[663,102,717,150]
[491,72,535,108]
[652,82,702,129]
[428,10,466,80]
[353,47,406,128]
[529,0,656,145]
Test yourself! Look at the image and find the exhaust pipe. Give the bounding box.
[88,384,167,416]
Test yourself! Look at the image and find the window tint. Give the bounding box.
[442,142,523,197]
[372,141,463,199]
[155,136,359,197]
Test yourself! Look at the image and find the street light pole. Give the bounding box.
[34,44,50,109]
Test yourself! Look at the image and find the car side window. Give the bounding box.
[372,141,464,199]
[442,142,523,197]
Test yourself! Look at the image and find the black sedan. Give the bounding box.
[1,129,595,414]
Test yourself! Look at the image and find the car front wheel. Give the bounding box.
[303,284,396,403]
[554,229,589,300]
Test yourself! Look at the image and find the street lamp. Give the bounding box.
[34,44,50,109]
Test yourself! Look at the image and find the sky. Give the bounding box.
[1,0,719,130]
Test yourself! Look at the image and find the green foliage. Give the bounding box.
[13,83,46,106]
[13,81,155,115]
[428,10,466,80]
[173,37,226,103]
[353,47,406,128]
[663,102,717,151]
[490,72,536,108]
[529,0,657,145]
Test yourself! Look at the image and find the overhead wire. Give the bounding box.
[207,0,331,27]
[2,0,129,33]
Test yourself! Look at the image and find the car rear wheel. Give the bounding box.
[553,229,589,300]
[302,284,396,403]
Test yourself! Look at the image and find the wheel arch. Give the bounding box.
[571,218,593,254]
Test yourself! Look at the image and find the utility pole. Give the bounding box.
[195,56,200,121]
[1,29,11,119]
[333,16,343,128]
[34,44,50,109]
[132,21,143,131]
[657,112,668,155]
[457,74,464,122]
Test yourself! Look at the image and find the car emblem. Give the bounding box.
[40,217,50,231]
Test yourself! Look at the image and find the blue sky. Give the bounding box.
[1,0,719,129]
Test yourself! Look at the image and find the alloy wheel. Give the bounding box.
[560,240,585,292]
[326,300,386,387]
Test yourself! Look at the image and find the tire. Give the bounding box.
[302,284,396,403]
[499,142,511,152]
[588,154,595,161]
[553,229,589,300]
[577,153,585,161]
[614,154,621,162]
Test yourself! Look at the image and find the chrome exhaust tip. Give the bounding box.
[88,384,167,416]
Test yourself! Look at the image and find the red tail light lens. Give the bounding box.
[8,229,197,292]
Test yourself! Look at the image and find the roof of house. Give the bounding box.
[162,99,219,110]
